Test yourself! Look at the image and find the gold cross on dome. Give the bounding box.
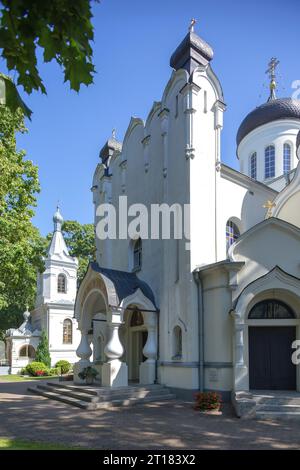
[263,200,276,218]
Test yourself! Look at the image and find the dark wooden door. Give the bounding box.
[249,327,296,390]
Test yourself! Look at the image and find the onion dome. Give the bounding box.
[170,20,213,74]
[23,307,30,321]
[237,98,300,146]
[53,206,63,232]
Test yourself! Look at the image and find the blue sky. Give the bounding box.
[13,0,300,235]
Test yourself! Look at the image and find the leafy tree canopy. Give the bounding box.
[0,0,97,95]
[0,106,45,339]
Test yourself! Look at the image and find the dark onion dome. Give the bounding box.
[297,130,300,151]
[237,98,300,146]
[170,30,213,74]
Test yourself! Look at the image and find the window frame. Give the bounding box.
[248,299,295,319]
[57,273,67,293]
[249,152,257,179]
[132,238,142,272]
[226,220,240,252]
[283,143,291,175]
[265,145,275,179]
[63,318,73,344]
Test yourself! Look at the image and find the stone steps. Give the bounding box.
[252,391,300,420]
[28,382,176,410]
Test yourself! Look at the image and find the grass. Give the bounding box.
[0,375,59,382]
[0,437,83,450]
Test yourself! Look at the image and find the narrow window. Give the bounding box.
[57,274,66,293]
[226,220,240,252]
[265,145,275,179]
[175,94,179,118]
[204,90,207,113]
[250,152,257,179]
[172,326,182,359]
[283,143,291,174]
[63,319,73,344]
[133,238,142,271]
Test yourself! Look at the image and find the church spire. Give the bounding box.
[170,21,213,74]
[266,57,279,102]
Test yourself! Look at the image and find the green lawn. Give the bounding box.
[0,375,59,382]
[0,437,83,450]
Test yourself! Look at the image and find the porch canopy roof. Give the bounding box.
[90,262,157,308]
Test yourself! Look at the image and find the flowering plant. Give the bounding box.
[35,369,47,377]
[194,391,221,411]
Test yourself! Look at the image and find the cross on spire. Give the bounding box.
[189,18,196,33]
[266,57,280,101]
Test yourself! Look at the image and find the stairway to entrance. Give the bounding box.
[27,381,176,410]
[252,391,300,420]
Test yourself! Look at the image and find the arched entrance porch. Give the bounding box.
[231,267,300,392]
[74,263,158,387]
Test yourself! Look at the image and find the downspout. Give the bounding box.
[194,271,204,391]
[155,310,160,384]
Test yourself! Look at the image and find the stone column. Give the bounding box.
[73,328,93,384]
[102,321,128,387]
[231,310,248,391]
[140,313,157,384]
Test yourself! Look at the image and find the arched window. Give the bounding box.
[19,345,35,358]
[172,326,182,360]
[249,152,257,179]
[63,319,73,344]
[226,220,240,251]
[283,143,291,174]
[265,145,275,179]
[133,238,142,271]
[57,274,66,293]
[248,299,295,319]
[130,309,144,327]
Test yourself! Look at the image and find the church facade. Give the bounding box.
[73,25,300,401]
[6,208,81,373]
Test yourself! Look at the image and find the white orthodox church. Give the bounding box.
[6,208,80,373]
[73,23,300,410]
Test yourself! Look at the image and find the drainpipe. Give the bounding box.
[194,271,204,391]
[155,310,160,384]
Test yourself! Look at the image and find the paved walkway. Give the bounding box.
[0,381,300,450]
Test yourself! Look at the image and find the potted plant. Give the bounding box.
[193,391,221,414]
[78,366,99,385]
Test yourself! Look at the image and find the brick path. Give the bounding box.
[0,380,299,450]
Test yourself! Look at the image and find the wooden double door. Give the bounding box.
[249,326,296,390]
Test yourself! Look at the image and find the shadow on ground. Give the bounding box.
[0,381,299,450]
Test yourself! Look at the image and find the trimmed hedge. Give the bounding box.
[25,362,48,377]
[55,360,71,374]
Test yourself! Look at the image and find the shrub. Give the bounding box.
[194,392,221,411]
[49,367,60,376]
[25,361,48,377]
[20,367,27,375]
[55,360,71,374]
[35,330,51,368]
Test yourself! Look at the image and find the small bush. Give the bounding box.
[20,367,27,375]
[25,362,48,377]
[194,392,221,411]
[55,360,71,375]
[48,367,60,376]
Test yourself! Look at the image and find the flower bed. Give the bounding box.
[194,391,221,412]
